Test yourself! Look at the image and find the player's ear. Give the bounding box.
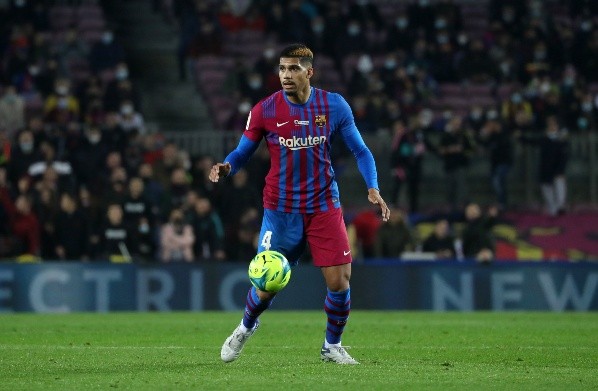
[307,67,314,79]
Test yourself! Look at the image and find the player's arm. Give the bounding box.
[209,103,265,182]
[336,96,390,222]
[343,128,390,222]
[209,135,260,182]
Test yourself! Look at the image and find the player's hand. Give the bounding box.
[209,162,231,182]
[367,188,390,222]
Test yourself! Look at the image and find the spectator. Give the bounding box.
[54,192,90,260]
[422,219,456,259]
[56,26,89,77]
[160,208,194,262]
[518,115,569,216]
[0,180,40,258]
[34,187,58,259]
[97,203,131,262]
[388,118,427,212]
[478,117,514,210]
[461,203,497,262]
[374,207,415,258]
[0,85,25,137]
[89,29,126,73]
[117,100,145,135]
[8,130,40,186]
[122,177,153,227]
[350,207,382,259]
[189,196,225,261]
[437,115,475,209]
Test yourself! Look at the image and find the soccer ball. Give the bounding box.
[248,250,292,293]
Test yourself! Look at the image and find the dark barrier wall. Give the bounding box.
[0,261,597,312]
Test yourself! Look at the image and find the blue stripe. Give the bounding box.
[305,97,315,213]
[316,90,328,212]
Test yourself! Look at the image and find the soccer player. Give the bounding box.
[210,44,390,365]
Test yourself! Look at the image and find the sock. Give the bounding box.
[242,286,273,330]
[324,288,351,346]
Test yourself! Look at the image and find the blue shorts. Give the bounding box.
[257,208,352,267]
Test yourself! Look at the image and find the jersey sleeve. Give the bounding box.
[334,94,380,190]
[224,103,264,175]
[242,102,265,142]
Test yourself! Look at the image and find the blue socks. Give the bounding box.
[324,288,351,345]
[242,286,273,330]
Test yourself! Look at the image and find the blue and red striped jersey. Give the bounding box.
[225,87,378,214]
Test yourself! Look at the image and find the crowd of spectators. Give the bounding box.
[1,0,597,263]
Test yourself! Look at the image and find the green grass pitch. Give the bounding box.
[1,311,597,390]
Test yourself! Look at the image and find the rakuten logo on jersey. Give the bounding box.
[279,135,327,150]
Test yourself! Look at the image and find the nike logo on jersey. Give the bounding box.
[276,121,289,127]
[344,250,351,256]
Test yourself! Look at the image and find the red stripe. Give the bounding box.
[326,326,342,336]
[324,304,350,317]
[325,295,350,309]
[246,290,257,311]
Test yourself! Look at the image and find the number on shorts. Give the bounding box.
[261,230,272,250]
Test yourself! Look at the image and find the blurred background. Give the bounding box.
[0,0,598,265]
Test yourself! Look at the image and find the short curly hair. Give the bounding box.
[279,43,314,67]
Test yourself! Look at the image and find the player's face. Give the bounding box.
[279,57,312,98]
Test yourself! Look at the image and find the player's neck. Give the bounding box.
[287,85,312,105]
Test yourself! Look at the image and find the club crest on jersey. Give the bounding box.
[315,115,327,127]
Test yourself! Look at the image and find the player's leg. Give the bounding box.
[306,208,359,364]
[221,210,305,363]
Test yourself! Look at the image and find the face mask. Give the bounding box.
[582,102,593,112]
[20,142,33,153]
[248,78,262,89]
[396,18,408,29]
[435,18,447,29]
[29,65,40,75]
[580,21,592,32]
[357,56,373,73]
[578,117,588,129]
[312,23,324,33]
[15,0,26,7]
[347,25,361,36]
[539,82,551,94]
[56,86,68,95]
[500,61,510,73]
[511,94,522,104]
[418,0,429,6]
[384,59,397,69]
[88,134,101,144]
[102,32,114,44]
[471,110,482,120]
[263,48,275,59]
[563,76,575,86]
[139,223,150,234]
[238,102,251,113]
[487,110,498,120]
[534,50,546,60]
[457,34,468,46]
[115,68,128,80]
[121,105,133,115]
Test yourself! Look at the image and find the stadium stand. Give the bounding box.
[1,0,597,262]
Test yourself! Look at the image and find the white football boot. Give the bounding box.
[320,345,360,365]
[220,321,259,363]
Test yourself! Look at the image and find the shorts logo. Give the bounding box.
[279,135,327,150]
[343,250,351,256]
[315,115,327,127]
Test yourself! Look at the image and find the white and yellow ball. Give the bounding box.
[248,250,292,293]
